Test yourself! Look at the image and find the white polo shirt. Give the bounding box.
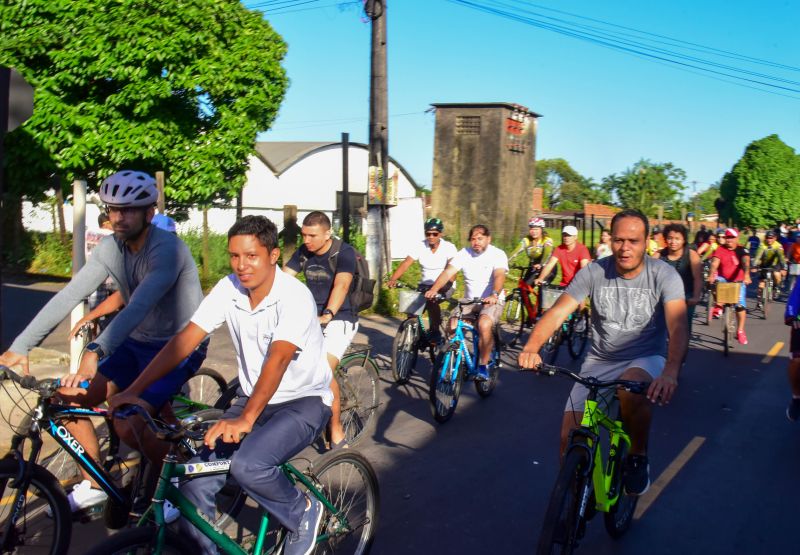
[450,244,509,299]
[191,270,332,405]
[408,239,458,285]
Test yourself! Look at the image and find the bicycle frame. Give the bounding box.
[437,316,479,382]
[570,397,632,513]
[142,457,349,555]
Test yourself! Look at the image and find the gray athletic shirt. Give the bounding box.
[564,256,685,361]
[10,226,203,356]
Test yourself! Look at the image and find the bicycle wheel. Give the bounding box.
[391,318,419,385]
[85,525,193,554]
[604,439,639,539]
[722,305,733,356]
[173,367,227,414]
[567,311,590,360]
[336,355,380,446]
[499,292,524,347]
[537,448,592,555]
[0,459,71,555]
[306,450,380,555]
[761,282,770,320]
[541,330,561,365]
[428,348,464,423]
[706,288,715,326]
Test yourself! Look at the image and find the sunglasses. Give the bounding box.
[425,232,440,237]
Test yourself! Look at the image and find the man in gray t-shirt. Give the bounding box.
[519,209,687,497]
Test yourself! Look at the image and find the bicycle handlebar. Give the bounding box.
[392,281,448,302]
[0,365,59,397]
[522,363,650,395]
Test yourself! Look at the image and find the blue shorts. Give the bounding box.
[715,277,746,308]
[98,337,207,409]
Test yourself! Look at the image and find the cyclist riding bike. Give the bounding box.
[708,228,751,345]
[387,217,458,342]
[424,224,509,382]
[508,217,554,285]
[0,170,206,513]
[534,225,591,288]
[519,209,688,496]
[110,216,333,555]
[753,230,786,308]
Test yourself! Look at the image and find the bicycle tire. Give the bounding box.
[567,311,590,360]
[723,305,732,356]
[336,355,380,446]
[762,280,770,320]
[0,459,71,555]
[603,440,639,539]
[429,348,464,423]
[84,525,194,554]
[306,450,380,555]
[391,318,419,385]
[499,292,524,347]
[537,447,592,555]
[706,288,714,326]
[174,367,227,414]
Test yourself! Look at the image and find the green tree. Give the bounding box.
[0,0,288,228]
[602,159,686,218]
[719,135,800,228]
[536,158,610,211]
[689,184,721,217]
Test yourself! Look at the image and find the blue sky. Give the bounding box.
[250,0,800,195]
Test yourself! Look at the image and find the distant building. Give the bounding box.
[430,102,542,246]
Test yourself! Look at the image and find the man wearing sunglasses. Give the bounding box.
[387,218,458,342]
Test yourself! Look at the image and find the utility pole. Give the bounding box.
[365,0,389,295]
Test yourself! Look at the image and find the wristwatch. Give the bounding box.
[322,309,335,318]
[85,342,106,359]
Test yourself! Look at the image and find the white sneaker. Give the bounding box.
[66,479,108,512]
[163,499,180,524]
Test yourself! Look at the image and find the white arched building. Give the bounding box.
[22,141,427,260]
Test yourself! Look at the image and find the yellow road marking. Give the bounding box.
[761,341,785,364]
[634,436,705,520]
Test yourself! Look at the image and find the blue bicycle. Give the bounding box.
[428,299,503,423]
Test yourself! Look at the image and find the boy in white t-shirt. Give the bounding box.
[425,224,509,380]
[109,216,332,555]
[387,217,457,341]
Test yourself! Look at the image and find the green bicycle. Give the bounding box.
[86,406,379,555]
[530,364,649,554]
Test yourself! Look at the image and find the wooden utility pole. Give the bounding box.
[155,171,165,213]
[365,0,388,293]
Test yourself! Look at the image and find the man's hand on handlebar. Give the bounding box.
[481,293,499,305]
[518,350,542,371]
[205,416,253,447]
[386,278,398,288]
[647,374,677,405]
[69,317,98,340]
[424,288,440,300]
[0,351,29,375]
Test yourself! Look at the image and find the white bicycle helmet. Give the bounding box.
[99,170,158,207]
[528,217,545,228]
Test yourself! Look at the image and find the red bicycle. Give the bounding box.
[500,265,544,346]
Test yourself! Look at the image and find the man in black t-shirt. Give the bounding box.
[285,211,358,449]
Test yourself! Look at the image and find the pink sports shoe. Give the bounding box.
[737,330,748,345]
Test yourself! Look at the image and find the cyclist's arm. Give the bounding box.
[425,264,458,298]
[536,256,559,283]
[651,298,688,405]
[108,322,208,409]
[579,257,590,269]
[741,252,751,284]
[540,242,554,267]
[753,246,765,267]
[68,291,125,339]
[386,256,415,287]
[322,247,355,323]
[482,268,507,304]
[688,250,703,305]
[518,293,580,368]
[707,256,721,281]
[206,340,298,446]
[508,240,525,261]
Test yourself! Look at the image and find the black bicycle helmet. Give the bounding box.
[424,217,444,232]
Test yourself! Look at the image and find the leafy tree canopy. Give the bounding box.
[0,0,288,206]
[536,158,610,211]
[689,184,721,217]
[719,134,800,228]
[602,159,686,218]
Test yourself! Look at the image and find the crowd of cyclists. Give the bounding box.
[1,167,799,553]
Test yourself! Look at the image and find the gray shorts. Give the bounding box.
[459,299,504,325]
[564,354,665,413]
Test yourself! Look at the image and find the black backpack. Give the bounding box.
[298,238,375,313]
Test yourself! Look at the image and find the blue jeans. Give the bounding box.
[179,394,331,554]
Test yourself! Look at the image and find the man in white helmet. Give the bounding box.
[0,170,205,513]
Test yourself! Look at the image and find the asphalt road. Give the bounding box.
[2,279,798,554]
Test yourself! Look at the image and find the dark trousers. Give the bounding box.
[179,394,331,554]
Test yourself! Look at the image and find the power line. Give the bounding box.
[447,0,800,98]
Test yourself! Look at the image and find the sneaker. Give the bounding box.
[66,479,108,513]
[712,307,722,319]
[475,365,490,382]
[787,398,800,422]
[755,301,763,310]
[622,455,650,496]
[285,496,324,555]
[737,330,748,345]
